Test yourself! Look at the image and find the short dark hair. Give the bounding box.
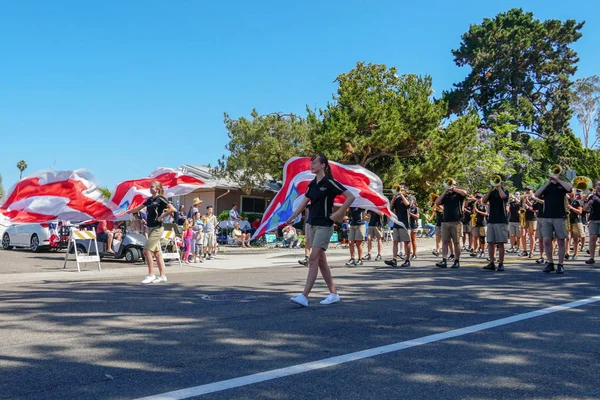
[233,203,237,207]
[207,205,213,209]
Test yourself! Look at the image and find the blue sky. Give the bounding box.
[1,0,598,191]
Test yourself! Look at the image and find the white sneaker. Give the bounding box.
[320,293,340,305]
[290,294,308,307]
[152,276,168,283]
[141,275,156,284]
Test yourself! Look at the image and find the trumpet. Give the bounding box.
[442,178,456,190]
[490,175,502,187]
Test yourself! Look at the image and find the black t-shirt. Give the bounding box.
[475,202,487,227]
[540,183,571,219]
[441,192,465,223]
[461,201,474,224]
[487,190,507,224]
[144,196,169,228]
[508,201,521,223]
[393,197,409,229]
[534,200,545,219]
[305,177,347,227]
[569,199,583,223]
[367,210,383,227]
[525,196,537,221]
[435,210,443,227]
[587,195,600,221]
[349,207,365,225]
[409,206,419,230]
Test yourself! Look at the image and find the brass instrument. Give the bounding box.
[490,175,502,187]
[566,195,571,232]
[443,178,456,190]
[390,184,415,196]
[519,209,526,229]
[391,183,402,195]
[471,210,477,227]
[549,164,562,177]
[573,176,593,193]
[429,193,441,212]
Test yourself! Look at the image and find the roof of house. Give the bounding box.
[178,165,280,192]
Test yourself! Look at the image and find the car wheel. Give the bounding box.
[30,234,41,252]
[2,233,13,250]
[124,248,139,263]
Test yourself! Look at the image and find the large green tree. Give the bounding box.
[570,75,600,149]
[214,110,314,193]
[447,8,583,142]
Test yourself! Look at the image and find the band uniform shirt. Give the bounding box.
[587,194,600,221]
[441,192,465,223]
[540,183,571,219]
[461,201,474,224]
[409,206,419,230]
[487,190,507,224]
[525,198,538,221]
[367,210,383,227]
[305,177,347,227]
[508,201,521,223]
[144,195,169,228]
[475,202,487,227]
[435,209,443,227]
[349,207,365,226]
[393,197,410,229]
[569,199,583,224]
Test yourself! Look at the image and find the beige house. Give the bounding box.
[171,165,280,217]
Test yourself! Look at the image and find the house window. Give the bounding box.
[241,196,266,213]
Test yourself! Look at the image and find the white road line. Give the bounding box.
[136,295,600,400]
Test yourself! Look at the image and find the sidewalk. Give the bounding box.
[0,238,439,285]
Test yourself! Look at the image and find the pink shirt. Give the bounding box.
[184,228,194,240]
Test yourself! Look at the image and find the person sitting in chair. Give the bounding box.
[232,222,252,248]
[283,224,300,248]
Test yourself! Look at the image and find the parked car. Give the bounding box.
[1,222,65,252]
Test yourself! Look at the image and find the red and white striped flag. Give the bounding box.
[252,157,399,239]
[0,169,115,223]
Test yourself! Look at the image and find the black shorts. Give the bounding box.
[98,232,109,242]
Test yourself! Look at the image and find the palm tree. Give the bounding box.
[16,160,28,180]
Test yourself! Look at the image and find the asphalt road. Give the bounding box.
[1,243,599,400]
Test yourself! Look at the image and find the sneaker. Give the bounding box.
[363,254,371,261]
[571,255,577,261]
[470,251,477,257]
[152,276,167,283]
[585,258,595,265]
[355,259,363,266]
[565,253,570,260]
[528,253,533,259]
[436,259,447,269]
[496,264,504,272]
[398,253,405,260]
[451,260,460,269]
[384,259,398,267]
[556,264,565,274]
[141,275,156,284]
[535,257,545,264]
[519,251,528,257]
[375,254,382,261]
[207,254,212,260]
[298,257,308,266]
[543,263,555,273]
[345,258,356,266]
[448,254,455,261]
[320,293,340,305]
[432,250,440,257]
[290,294,308,307]
[410,254,416,260]
[400,260,411,268]
[483,263,496,271]
[507,248,514,254]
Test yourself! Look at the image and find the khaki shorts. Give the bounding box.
[310,225,334,250]
[570,222,584,238]
[589,221,600,236]
[203,231,216,247]
[368,226,383,239]
[349,224,366,241]
[392,227,410,242]
[526,221,537,231]
[441,221,462,243]
[435,226,442,236]
[304,223,313,248]
[462,223,472,234]
[472,226,486,237]
[508,222,522,237]
[145,226,164,252]
[541,218,568,240]
[487,223,508,244]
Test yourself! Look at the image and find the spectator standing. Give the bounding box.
[202,206,218,259]
[176,205,187,226]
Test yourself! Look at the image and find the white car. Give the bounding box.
[2,223,55,252]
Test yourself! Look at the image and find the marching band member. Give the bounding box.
[507,193,522,254]
[385,185,412,268]
[461,196,475,253]
[482,177,508,271]
[566,191,584,260]
[470,193,488,257]
[584,180,600,265]
[523,186,538,258]
[535,171,572,274]
[435,179,467,269]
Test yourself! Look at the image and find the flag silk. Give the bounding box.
[109,167,209,218]
[0,169,115,223]
[252,157,400,240]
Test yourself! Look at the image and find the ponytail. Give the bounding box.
[311,154,334,179]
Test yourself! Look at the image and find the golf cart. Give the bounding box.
[75,219,147,263]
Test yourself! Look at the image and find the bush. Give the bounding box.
[217,210,264,222]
